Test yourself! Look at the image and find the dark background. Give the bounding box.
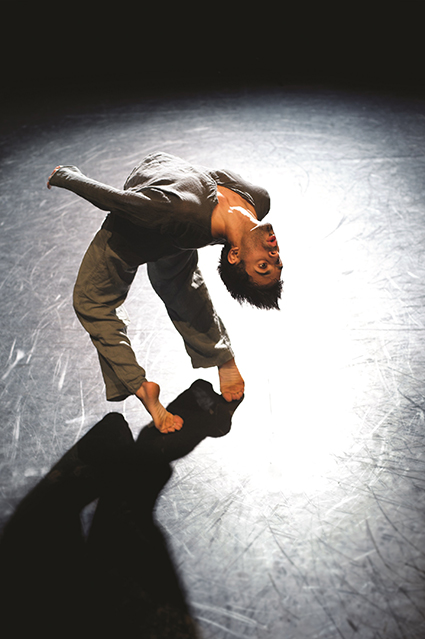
[2,5,424,114]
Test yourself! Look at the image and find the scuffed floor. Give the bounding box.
[1,87,425,638]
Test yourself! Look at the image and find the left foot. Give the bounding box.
[218,358,245,402]
[47,166,62,189]
[136,381,184,434]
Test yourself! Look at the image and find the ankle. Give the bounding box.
[219,357,235,370]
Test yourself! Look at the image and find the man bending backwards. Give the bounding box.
[47,153,282,433]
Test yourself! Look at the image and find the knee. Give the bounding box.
[72,282,90,321]
[72,284,82,317]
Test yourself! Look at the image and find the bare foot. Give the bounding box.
[218,358,245,402]
[47,166,62,189]
[136,381,184,434]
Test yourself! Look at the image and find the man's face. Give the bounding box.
[239,223,283,286]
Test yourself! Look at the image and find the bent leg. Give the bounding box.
[147,251,244,401]
[147,251,234,368]
[73,229,146,401]
[73,229,184,431]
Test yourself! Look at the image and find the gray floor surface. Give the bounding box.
[1,86,425,638]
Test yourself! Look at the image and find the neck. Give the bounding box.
[211,187,257,243]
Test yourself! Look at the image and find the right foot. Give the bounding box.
[136,381,184,434]
[218,358,245,402]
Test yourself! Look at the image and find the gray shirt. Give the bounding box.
[49,152,270,262]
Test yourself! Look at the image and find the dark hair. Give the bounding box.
[217,243,282,310]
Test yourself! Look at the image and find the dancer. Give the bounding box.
[47,152,282,433]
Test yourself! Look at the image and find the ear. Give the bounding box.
[227,246,240,265]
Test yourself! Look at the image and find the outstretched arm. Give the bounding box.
[47,165,170,230]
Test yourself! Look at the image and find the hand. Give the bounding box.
[47,166,62,189]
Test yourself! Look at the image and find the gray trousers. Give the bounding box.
[73,227,234,401]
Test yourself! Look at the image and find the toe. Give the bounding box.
[222,389,244,402]
[174,415,184,429]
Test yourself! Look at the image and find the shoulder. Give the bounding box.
[210,168,270,220]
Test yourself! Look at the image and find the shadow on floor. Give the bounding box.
[0,380,243,639]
